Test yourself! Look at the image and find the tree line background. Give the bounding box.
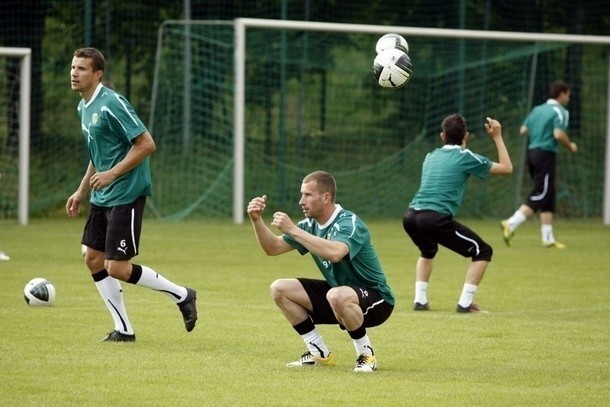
[0,0,609,220]
[2,0,609,152]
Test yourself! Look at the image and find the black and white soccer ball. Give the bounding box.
[373,48,413,89]
[24,278,56,306]
[375,33,409,54]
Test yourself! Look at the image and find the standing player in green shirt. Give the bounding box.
[66,48,198,342]
[501,80,578,249]
[247,171,395,372]
[403,115,513,313]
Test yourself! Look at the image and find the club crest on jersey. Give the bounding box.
[92,113,99,124]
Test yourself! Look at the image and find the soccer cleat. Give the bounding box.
[286,351,336,367]
[354,354,377,372]
[101,330,136,342]
[456,303,487,313]
[543,241,566,249]
[177,287,198,332]
[413,302,430,311]
[500,220,514,247]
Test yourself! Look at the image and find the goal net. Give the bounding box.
[0,47,30,224]
[149,19,610,223]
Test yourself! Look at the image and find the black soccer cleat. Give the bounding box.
[456,303,487,314]
[413,302,430,311]
[178,287,198,332]
[101,330,136,342]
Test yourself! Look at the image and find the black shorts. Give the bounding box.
[82,196,146,260]
[402,208,493,262]
[297,278,393,328]
[526,148,556,212]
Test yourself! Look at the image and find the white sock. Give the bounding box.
[508,210,527,231]
[352,334,374,357]
[94,275,134,335]
[135,265,188,303]
[541,224,555,243]
[301,329,330,359]
[414,281,428,304]
[458,283,478,308]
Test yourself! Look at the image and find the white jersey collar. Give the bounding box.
[546,98,560,106]
[441,144,462,150]
[318,204,343,229]
[84,83,105,108]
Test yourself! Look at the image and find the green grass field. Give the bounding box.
[0,218,608,406]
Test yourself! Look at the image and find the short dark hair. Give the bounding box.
[441,114,468,145]
[549,80,569,99]
[73,47,105,72]
[303,171,336,202]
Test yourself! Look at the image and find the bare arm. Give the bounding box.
[554,128,578,153]
[66,161,95,217]
[247,195,294,256]
[247,195,349,262]
[520,124,528,136]
[89,131,156,190]
[485,117,513,175]
[272,211,349,263]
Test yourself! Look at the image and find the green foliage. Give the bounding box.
[0,218,608,405]
[1,2,610,220]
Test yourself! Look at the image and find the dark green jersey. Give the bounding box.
[78,84,151,206]
[282,205,395,306]
[523,99,569,153]
[409,145,492,216]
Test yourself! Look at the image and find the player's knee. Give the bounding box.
[269,279,282,300]
[270,278,292,301]
[474,242,493,262]
[106,262,131,281]
[83,248,104,272]
[326,286,352,310]
[421,248,438,259]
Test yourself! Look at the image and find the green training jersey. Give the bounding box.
[523,99,569,153]
[282,205,395,306]
[78,83,151,207]
[409,145,492,216]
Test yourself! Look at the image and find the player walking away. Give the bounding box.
[65,47,197,342]
[403,115,512,313]
[501,80,578,249]
[247,171,395,372]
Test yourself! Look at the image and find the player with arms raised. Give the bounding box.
[403,115,513,313]
[247,171,395,372]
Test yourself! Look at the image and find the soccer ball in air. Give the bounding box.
[24,278,56,306]
[375,33,409,54]
[373,48,413,89]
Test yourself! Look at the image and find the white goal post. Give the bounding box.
[0,47,31,225]
[232,18,610,225]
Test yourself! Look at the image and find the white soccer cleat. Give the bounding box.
[543,241,566,249]
[286,351,336,367]
[354,354,377,372]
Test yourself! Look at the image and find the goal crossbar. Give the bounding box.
[232,18,610,224]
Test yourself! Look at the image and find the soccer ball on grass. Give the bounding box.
[24,278,56,306]
[373,48,413,89]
